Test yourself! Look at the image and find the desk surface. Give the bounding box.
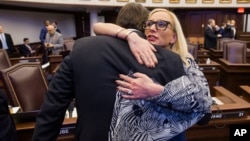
[16,117,76,130]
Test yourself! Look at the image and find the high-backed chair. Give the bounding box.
[0,62,48,112]
[0,49,11,70]
[217,38,232,50]
[64,40,75,51]
[187,43,198,61]
[0,49,12,91]
[223,40,247,63]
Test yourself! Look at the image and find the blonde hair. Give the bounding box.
[149,8,193,66]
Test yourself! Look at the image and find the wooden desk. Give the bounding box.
[16,87,250,141]
[208,48,223,62]
[218,59,250,95]
[198,60,220,95]
[186,86,250,141]
[48,55,63,74]
[16,117,76,141]
[239,85,250,103]
[10,56,43,66]
[197,48,210,63]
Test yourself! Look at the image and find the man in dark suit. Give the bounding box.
[204,19,222,50]
[0,89,17,141]
[0,25,15,57]
[32,33,185,141]
[19,37,35,57]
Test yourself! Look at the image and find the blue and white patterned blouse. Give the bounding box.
[109,57,213,141]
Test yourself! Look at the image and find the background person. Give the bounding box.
[44,25,64,55]
[0,25,15,57]
[51,21,61,33]
[39,20,50,44]
[221,19,233,39]
[204,19,221,49]
[19,37,35,57]
[230,19,236,39]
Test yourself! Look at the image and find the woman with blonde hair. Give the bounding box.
[94,4,212,141]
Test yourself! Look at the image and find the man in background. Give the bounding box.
[204,19,221,50]
[230,19,237,39]
[0,25,15,57]
[51,21,61,33]
[19,37,35,57]
[39,20,50,45]
[44,25,64,55]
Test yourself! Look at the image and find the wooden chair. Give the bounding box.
[0,62,48,112]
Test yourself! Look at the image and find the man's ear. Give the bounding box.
[170,34,177,44]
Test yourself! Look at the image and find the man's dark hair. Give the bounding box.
[23,37,29,42]
[116,2,149,32]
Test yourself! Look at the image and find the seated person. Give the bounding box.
[19,37,35,57]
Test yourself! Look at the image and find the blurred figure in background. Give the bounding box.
[39,20,50,44]
[222,19,233,39]
[204,19,221,49]
[0,25,15,57]
[230,19,236,39]
[44,25,64,55]
[19,37,35,57]
[51,21,61,33]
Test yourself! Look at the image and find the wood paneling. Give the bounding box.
[188,13,203,36]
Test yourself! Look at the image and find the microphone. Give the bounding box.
[67,100,75,118]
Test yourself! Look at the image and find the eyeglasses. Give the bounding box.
[143,20,171,31]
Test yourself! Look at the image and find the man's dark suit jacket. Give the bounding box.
[204,26,218,49]
[0,90,17,141]
[222,25,233,39]
[19,44,32,56]
[0,33,15,56]
[32,35,185,141]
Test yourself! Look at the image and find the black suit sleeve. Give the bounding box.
[205,28,217,39]
[32,55,75,141]
[0,90,17,141]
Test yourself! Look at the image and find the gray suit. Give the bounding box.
[45,32,64,55]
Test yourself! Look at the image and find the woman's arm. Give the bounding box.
[117,58,212,114]
[93,22,157,67]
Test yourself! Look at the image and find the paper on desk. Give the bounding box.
[10,106,20,114]
[212,97,224,105]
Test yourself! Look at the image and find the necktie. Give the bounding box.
[0,39,2,49]
[0,34,8,49]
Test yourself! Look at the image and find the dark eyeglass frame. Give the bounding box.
[143,20,171,31]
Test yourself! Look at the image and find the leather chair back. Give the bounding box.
[0,49,11,70]
[223,40,247,63]
[187,43,198,60]
[217,38,232,50]
[64,40,75,51]
[0,49,11,91]
[0,62,48,112]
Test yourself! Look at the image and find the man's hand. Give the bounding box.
[46,43,54,48]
